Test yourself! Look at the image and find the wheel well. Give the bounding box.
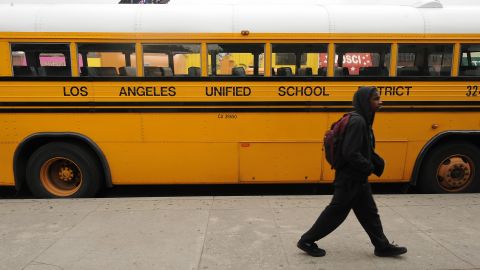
[13,133,112,191]
[411,131,480,186]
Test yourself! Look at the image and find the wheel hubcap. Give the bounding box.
[40,157,82,197]
[437,155,474,192]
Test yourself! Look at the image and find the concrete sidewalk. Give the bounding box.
[1,194,480,270]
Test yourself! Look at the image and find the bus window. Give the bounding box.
[77,43,136,77]
[208,43,264,76]
[11,43,71,77]
[334,44,390,77]
[143,44,201,77]
[271,43,328,76]
[397,44,453,77]
[459,44,480,76]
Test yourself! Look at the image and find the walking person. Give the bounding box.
[297,86,407,257]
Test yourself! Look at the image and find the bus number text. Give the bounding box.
[217,113,238,119]
[466,85,479,97]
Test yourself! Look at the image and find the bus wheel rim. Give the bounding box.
[436,155,474,192]
[40,157,83,197]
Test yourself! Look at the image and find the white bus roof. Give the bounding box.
[0,2,479,34]
[1,0,480,5]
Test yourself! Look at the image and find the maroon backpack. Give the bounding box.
[324,113,351,169]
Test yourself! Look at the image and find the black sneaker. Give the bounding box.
[374,242,407,257]
[297,240,326,257]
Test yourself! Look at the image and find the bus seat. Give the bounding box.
[317,67,327,76]
[359,67,388,77]
[188,67,201,77]
[276,67,293,76]
[81,67,118,77]
[119,67,137,76]
[13,66,37,77]
[461,68,480,76]
[160,67,173,77]
[334,67,349,77]
[232,67,246,76]
[271,68,276,76]
[428,67,438,76]
[297,67,312,76]
[397,67,420,76]
[37,66,71,77]
[144,67,162,77]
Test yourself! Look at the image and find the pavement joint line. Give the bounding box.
[20,201,103,270]
[28,261,64,270]
[382,202,425,233]
[197,197,214,270]
[385,203,477,268]
[267,197,290,267]
[421,228,477,268]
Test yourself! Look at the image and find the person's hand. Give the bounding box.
[372,153,385,177]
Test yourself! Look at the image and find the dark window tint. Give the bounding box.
[272,44,328,76]
[459,44,480,76]
[208,44,264,76]
[11,43,71,77]
[335,44,390,77]
[143,44,201,77]
[397,44,453,76]
[77,43,135,77]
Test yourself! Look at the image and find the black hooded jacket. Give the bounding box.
[338,86,384,180]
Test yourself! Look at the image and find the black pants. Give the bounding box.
[300,175,389,249]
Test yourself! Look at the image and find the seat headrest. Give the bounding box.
[119,67,137,76]
[232,67,246,76]
[277,67,293,76]
[188,67,201,77]
[81,67,118,77]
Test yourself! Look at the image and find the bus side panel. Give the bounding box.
[100,142,239,185]
[0,41,12,77]
[142,112,328,184]
[404,141,427,182]
[239,142,322,183]
[369,113,409,182]
[0,144,16,185]
[369,142,408,182]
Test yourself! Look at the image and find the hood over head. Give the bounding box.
[352,86,377,125]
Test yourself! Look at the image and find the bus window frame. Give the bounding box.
[76,42,136,77]
[10,42,73,77]
[396,43,454,77]
[458,43,480,76]
[207,43,266,77]
[142,43,202,77]
[270,43,329,77]
[333,43,392,77]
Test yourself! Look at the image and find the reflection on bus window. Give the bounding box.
[143,44,201,77]
[397,44,453,77]
[77,43,136,77]
[335,44,391,77]
[208,44,264,76]
[271,44,328,76]
[11,43,71,77]
[459,44,480,76]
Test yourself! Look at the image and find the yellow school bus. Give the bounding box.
[0,1,479,197]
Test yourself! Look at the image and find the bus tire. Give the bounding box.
[26,142,102,198]
[419,142,480,193]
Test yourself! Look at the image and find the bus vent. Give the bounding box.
[414,0,443,8]
[119,0,170,4]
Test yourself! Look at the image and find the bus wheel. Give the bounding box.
[26,142,101,198]
[419,143,480,193]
